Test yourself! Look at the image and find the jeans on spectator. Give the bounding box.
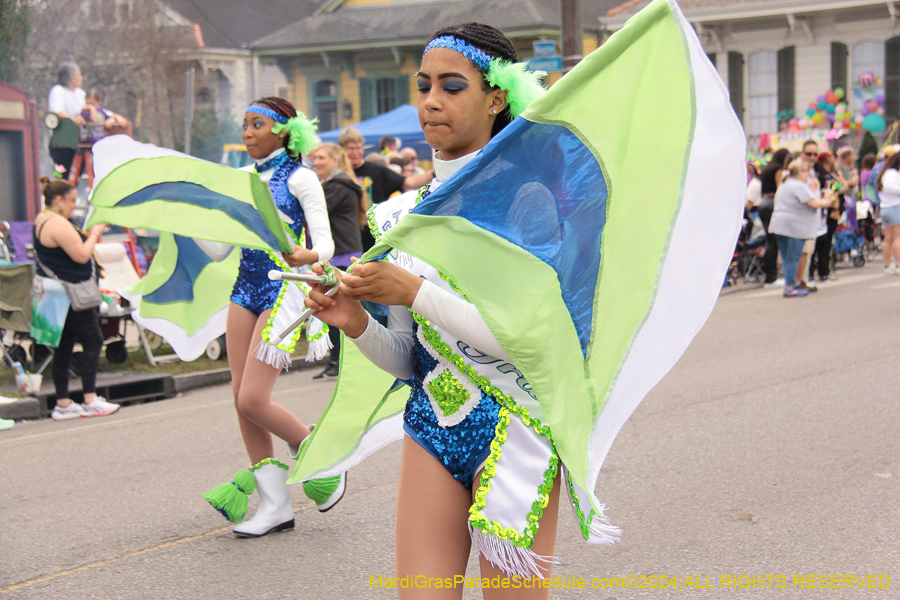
[52,307,103,400]
[774,235,805,289]
[758,198,779,283]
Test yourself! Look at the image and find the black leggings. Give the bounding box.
[809,217,838,278]
[758,199,779,283]
[52,307,103,400]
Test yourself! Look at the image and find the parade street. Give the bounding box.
[2,262,898,600]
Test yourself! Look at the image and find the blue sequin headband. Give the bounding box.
[246,105,289,124]
[423,36,492,71]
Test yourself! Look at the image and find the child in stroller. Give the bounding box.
[728,213,766,284]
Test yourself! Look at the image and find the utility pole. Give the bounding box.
[184,68,195,155]
[560,0,583,71]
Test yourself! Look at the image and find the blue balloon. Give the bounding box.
[863,113,887,134]
[826,103,836,113]
[817,100,827,110]
[806,108,815,117]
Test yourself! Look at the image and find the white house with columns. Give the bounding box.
[600,0,900,138]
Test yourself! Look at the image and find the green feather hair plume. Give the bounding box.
[485,59,547,119]
[271,113,320,159]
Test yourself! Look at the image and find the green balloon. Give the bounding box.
[835,87,845,100]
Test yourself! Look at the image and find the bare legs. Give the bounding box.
[882,223,900,268]
[395,434,561,600]
[227,302,310,464]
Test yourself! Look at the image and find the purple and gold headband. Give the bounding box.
[246,105,288,124]
[424,36,492,71]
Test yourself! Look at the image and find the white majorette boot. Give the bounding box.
[288,424,348,513]
[233,458,295,538]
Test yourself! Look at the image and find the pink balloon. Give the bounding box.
[867,100,879,112]
[878,107,885,115]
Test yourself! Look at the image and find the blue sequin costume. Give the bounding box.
[231,152,306,315]
[403,323,501,491]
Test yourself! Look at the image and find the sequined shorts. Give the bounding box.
[230,249,282,316]
[403,387,501,491]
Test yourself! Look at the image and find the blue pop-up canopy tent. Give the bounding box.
[317,104,431,159]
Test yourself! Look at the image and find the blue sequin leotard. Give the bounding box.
[402,322,501,490]
[230,152,307,315]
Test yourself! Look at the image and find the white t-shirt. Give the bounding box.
[48,85,86,118]
[746,177,761,207]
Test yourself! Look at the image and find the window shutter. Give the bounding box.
[358,78,373,121]
[395,74,410,106]
[728,51,744,125]
[777,46,795,113]
[885,37,900,121]
[831,42,848,92]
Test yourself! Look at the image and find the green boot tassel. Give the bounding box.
[302,472,346,512]
[203,470,257,523]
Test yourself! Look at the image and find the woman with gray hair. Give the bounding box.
[770,158,836,297]
[48,63,86,179]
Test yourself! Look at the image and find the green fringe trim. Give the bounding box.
[249,457,289,472]
[366,202,381,244]
[303,474,342,505]
[566,468,596,541]
[271,112,320,158]
[485,58,547,119]
[202,470,257,523]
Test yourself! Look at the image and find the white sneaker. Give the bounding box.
[82,396,120,416]
[51,402,91,420]
[883,265,898,276]
[763,278,785,288]
[0,418,14,431]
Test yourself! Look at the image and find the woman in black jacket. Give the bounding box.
[758,148,792,284]
[310,142,364,379]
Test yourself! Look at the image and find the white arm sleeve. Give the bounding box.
[48,86,65,114]
[288,168,334,261]
[410,280,510,361]
[347,306,415,380]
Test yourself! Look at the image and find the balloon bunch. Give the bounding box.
[856,72,887,134]
[793,87,848,131]
[790,83,888,135]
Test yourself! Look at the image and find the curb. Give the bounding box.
[719,283,765,296]
[0,396,41,421]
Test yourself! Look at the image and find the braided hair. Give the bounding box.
[427,23,518,137]
[249,96,299,157]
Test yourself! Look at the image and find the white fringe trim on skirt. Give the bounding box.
[253,341,293,371]
[468,523,559,579]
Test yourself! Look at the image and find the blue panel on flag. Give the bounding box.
[144,235,212,303]
[116,182,281,249]
[413,118,607,356]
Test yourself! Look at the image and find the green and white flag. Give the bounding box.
[292,0,745,544]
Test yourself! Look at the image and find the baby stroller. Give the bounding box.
[0,261,54,374]
[856,201,882,263]
[833,226,866,268]
[727,216,766,284]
